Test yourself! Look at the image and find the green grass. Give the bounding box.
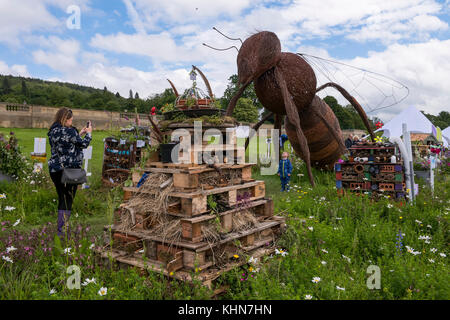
[0,128,111,176]
[0,128,449,300]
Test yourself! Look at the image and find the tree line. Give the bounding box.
[1,74,448,130]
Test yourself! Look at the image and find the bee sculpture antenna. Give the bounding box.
[202,43,239,52]
[212,27,243,44]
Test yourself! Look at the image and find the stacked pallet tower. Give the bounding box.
[335,142,407,200]
[98,120,286,288]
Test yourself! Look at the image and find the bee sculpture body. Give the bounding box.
[226,31,375,186]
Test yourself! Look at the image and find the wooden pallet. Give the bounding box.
[123,180,266,217]
[180,199,274,243]
[131,164,254,190]
[95,245,275,289]
[105,216,285,274]
[177,144,246,165]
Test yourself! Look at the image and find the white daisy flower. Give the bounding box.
[89,243,95,250]
[6,246,17,253]
[308,226,314,231]
[248,256,258,264]
[5,206,16,212]
[429,259,435,263]
[342,254,351,263]
[2,256,13,263]
[12,219,20,226]
[439,253,447,258]
[49,289,57,295]
[98,287,107,296]
[321,261,327,265]
[0,193,6,199]
[275,248,288,256]
[304,294,313,300]
[312,277,321,283]
[82,278,96,286]
[321,249,328,254]
[63,247,72,255]
[430,248,437,253]
[336,286,345,291]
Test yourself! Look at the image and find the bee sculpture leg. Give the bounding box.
[274,67,315,187]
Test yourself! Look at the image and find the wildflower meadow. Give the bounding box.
[0,129,449,300]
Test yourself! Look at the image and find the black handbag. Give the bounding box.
[61,167,87,185]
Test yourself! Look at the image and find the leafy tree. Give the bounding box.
[129,89,133,100]
[21,80,29,97]
[323,96,368,130]
[221,74,263,111]
[2,77,11,95]
[115,92,121,98]
[233,98,259,123]
[422,110,450,129]
[134,92,140,99]
[146,88,177,113]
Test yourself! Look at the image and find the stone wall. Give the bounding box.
[0,103,151,130]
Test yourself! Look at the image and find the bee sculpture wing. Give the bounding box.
[297,53,409,114]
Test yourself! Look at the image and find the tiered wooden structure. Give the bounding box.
[335,142,407,200]
[97,121,286,288]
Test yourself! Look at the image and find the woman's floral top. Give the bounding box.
[47,122,92,172]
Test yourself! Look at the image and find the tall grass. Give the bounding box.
[0,129,448,299]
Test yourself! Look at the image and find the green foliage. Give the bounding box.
[233,98,259,123]
[146,88,177,114]
[422,110,450,129]
[0,75,161,113]
[220,74,263,111]
[324,96,371,130]
[0,132,33,179]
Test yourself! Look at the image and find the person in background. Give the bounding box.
[352,135,360,145]
[277,151,293,192]
[280,133,289,150]
[47,108,92,239]
[345,134,353,149]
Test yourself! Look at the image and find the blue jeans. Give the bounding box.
[280,176,290,191]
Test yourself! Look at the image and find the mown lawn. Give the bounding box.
[0,128,448,300]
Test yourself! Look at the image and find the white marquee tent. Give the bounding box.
[442,127,450,147]
[374,105,435,139]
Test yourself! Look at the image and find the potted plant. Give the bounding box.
[185,97,196,109]
[159,135,179,163]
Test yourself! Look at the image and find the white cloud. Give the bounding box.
[32,37,80,72]
[1,0,449,121]
[0,0,92,46]
[0,61,30,77]
[0,0,60,46]
[323,39,450,121]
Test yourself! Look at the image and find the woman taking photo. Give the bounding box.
[47,108,92,238]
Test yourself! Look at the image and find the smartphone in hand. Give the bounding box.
[86,121,91,128]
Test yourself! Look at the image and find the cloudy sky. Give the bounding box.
[0,0,449,121]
